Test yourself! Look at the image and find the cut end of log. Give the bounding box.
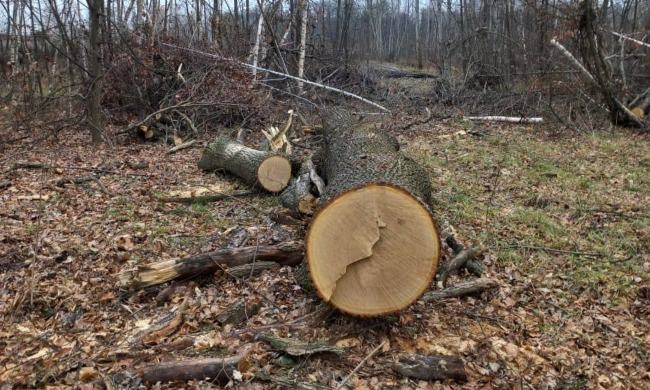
[306,184,440,316]
[257,156,292,192]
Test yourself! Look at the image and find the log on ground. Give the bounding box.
[306,112,441,316]
[119,242,303,289]
[137,352,247,384]
[198,136,297,192]
[280,172,318,215]
[393,354,467,382]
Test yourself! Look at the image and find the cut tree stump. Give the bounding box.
[198,136,297,192]
[119,242,303,289]
[393,354,467,382]
[306,112,441,316]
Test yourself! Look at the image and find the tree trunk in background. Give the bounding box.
[297,0,308,92]
[87,0,104,144]
[415,0,421,68]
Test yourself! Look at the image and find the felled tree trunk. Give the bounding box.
[198,136,297,192]
[393,354,467,382]
[305,112,441,316]
[138,352,247,384]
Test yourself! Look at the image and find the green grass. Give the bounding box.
[404,126,650,298]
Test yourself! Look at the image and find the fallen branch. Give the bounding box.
[119,242,303,289]
[137,352,248,384]
[550,38,647,129]
[162,43,389,113]
[216,300,262,326]
[0,181,10,190]
[462,116,543,123]
[497,245,603,258]
[422,278,500,302]
[117,101,210,135]
[128,300,187,346]
[306,157,326,195]
[393,354,467,382]
[166,140,197,155]
[437,247,487,287]
[157,191,255,204]
[609,31,650,50]
[336,341,386,390]
[257,333,344,356]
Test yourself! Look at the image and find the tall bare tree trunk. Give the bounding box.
[297,0,308,92]
[87,0,104,144]
[415,0,421,68]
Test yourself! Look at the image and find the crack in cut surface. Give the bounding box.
[329,215,386,298]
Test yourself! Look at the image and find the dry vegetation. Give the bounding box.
[1,100,649,389]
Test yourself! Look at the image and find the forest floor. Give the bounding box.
[1,108,649,390]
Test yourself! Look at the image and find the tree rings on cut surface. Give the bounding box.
[306,184,440,316]
[257,156,292,192]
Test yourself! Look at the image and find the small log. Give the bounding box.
[462,116,543,123]
[166,139,196,154]
[128,301,187,346]
[393,354,467,382]
[223,227,250,248]
[138,352,248,384]
[157,191,255,204]
[306,157,326,195]
[280,172,318,214]
[227,261,279,278]
[216,300,262,326]
[422,278,500,302]
[257,333,344,356]
[198,136,298,192]
[119,242,303,289]
[0,181,11,190]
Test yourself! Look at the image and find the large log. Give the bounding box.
[306,112,441,316]
[198,136,297,192]
[119,242,303,289]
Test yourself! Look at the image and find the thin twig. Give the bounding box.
[496,245,603,258]
[336,341,387,390]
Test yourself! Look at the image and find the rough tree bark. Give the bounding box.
[305,112,441,316]
[119,242,303,288]
[198,136,298,192]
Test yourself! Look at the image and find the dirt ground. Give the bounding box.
[1,115,649,389]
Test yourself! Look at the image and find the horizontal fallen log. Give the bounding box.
[166,139,197,154]
[462,116,543,123]
[385,69,439,79]
[393,354,467,382]
[0,181,10,190]
[119,242,303,289]
[157,191,255,204]
[137,352,248,384]
[226,261,279,278]
[257,333,344,356]
[422,278,500,302]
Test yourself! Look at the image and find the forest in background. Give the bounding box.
[1,0,649,144]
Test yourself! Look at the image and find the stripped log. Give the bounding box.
[198,136,298,192]
[138,352,248,384]
[306,112,440,316]
[119,242,303,289]
[393,354,467,382]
